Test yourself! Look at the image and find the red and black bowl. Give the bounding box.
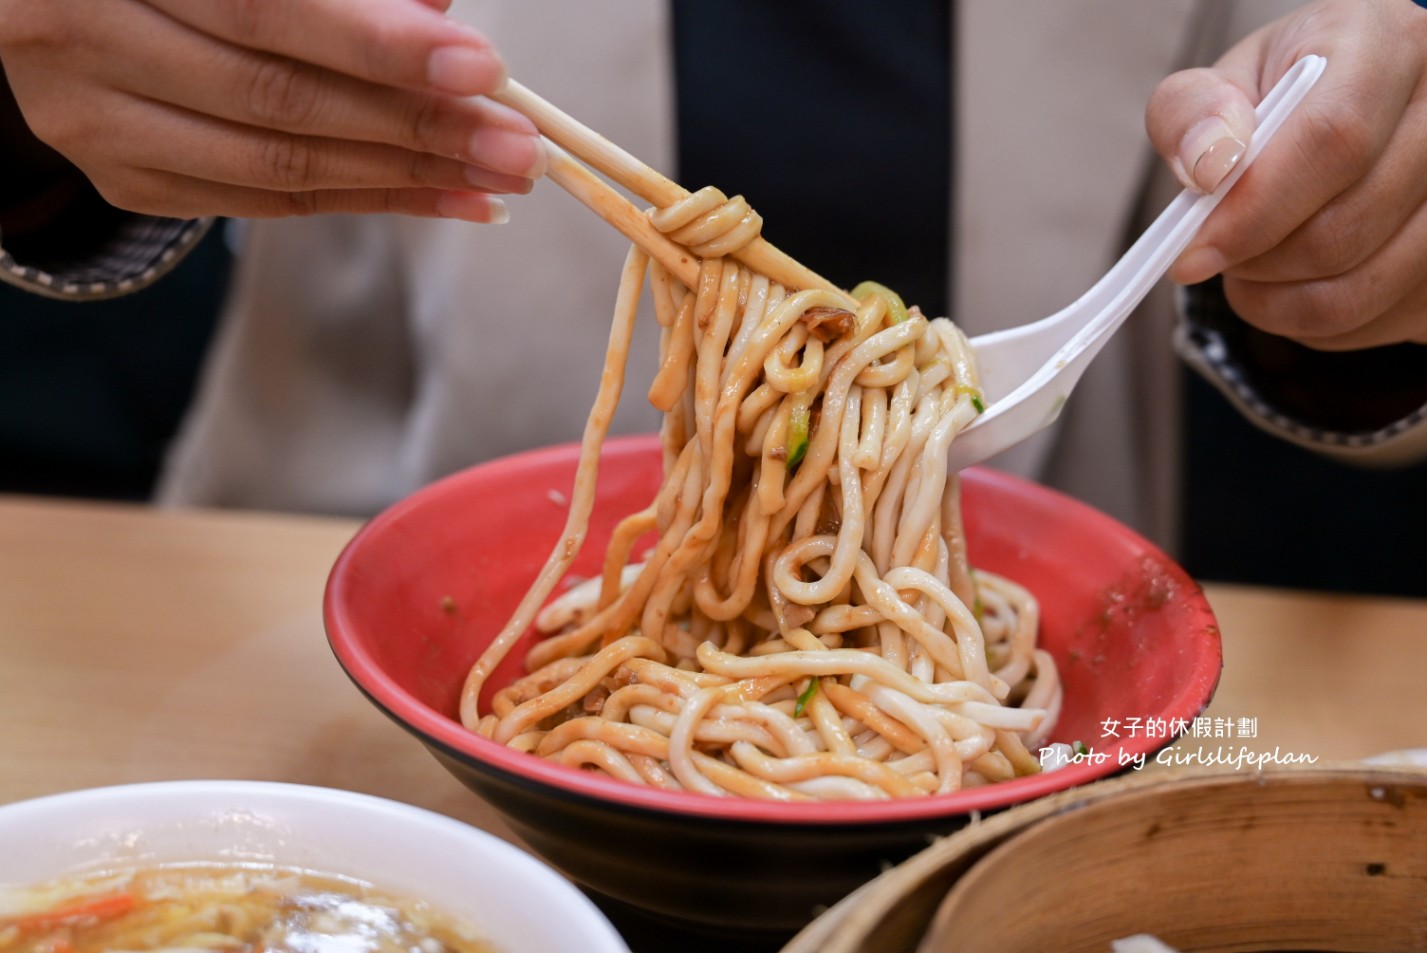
[324,435,1221,948]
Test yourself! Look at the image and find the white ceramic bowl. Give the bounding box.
[0,780,629,953]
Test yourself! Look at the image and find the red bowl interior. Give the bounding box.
[325,434,1221,825]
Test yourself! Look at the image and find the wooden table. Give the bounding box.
[3,492,1425,867]
[0,494,515,839]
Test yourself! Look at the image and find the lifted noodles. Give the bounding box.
[459,187,1061,801]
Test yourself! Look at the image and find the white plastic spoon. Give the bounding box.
[944,54,1327,470]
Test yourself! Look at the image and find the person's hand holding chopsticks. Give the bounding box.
[0,0,545,225]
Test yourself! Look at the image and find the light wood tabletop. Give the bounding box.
[0,494,515,840]
[3,491,1424,824]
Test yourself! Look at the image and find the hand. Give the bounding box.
[1145,0,1427,349]
[0,0,545,223]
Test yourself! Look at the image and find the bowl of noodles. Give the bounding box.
[325,231,1218,948]
[0,780,629,953]
[325,436,1220,946]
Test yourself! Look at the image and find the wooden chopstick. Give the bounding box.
[495,80,683,208]
[494,80,852,302]
[543,143,700,286]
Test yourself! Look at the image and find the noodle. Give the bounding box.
[458,187,1061,801]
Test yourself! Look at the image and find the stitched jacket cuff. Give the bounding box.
[1175,277,1427,467]
[0,214,214,301]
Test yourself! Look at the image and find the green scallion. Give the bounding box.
[850,280,909,325]
[794,679,819,717]
[786,397,811,470]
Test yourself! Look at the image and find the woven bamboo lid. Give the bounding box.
[781,765,1427,953]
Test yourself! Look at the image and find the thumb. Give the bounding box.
[1146,67,1259,194]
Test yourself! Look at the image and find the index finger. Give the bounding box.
[139,0,506,96]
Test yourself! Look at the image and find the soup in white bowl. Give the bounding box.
[0,781,628,953]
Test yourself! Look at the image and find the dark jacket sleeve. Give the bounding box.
[1,213,213,300]
[0,58,213,300]
[1174,277,1427,466]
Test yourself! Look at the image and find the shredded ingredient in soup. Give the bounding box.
[0,865,499,953]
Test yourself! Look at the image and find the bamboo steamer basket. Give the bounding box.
[781,765,1427,953]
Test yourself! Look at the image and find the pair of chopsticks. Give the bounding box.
[492,80,848,299]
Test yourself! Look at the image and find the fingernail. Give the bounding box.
[1193,137,1247,193]
[428,46,505,95]
[1171,244,1227,285]
[462,165,535,195]
[526,137,547,178]
[467,126,546,179]
[479,98,539,135]
[437,192,509,224]
[1180,117,1247,193]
